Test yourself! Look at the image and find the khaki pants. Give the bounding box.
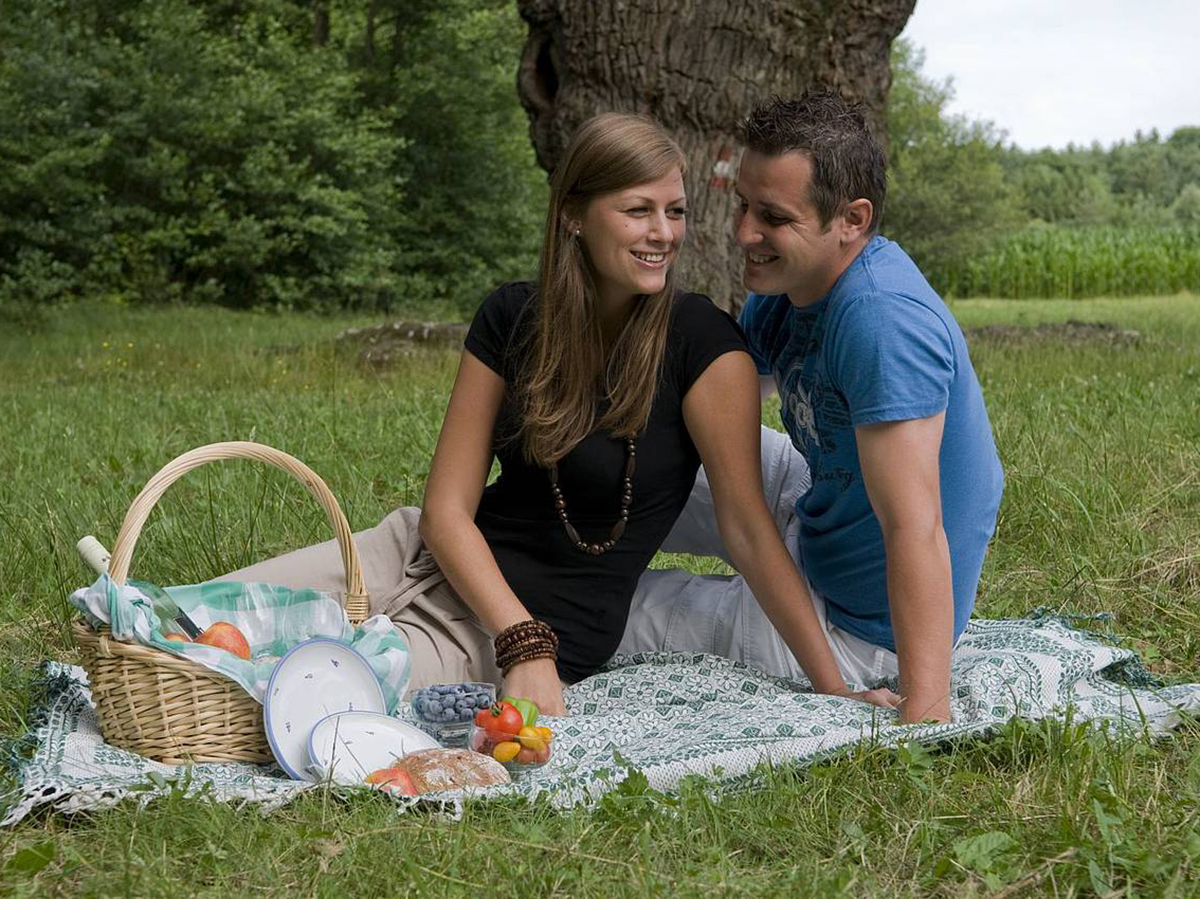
[217,506,502,693]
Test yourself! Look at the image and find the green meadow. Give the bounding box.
[2,294,1199,897]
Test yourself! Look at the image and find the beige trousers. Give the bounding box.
[217,506,502,693]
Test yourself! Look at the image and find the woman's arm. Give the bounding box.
[420,349,565,713]
[681,351,899,710]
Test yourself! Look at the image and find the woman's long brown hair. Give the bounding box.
[517,113,686,467]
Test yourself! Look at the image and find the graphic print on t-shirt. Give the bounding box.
[780,358,820,449]
[772,315,854,496]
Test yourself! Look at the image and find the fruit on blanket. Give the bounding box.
[162,632,191,643]
[414,682,494,724]
[194,622,251,660]
[474,701,523,737]
[517,726,545,752]
[365,766,417,796]
[470,723,554,769]
[492,740,521,763]
[500,696,539,727]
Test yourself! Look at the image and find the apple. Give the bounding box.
[365,766,416,796]
[194,621,251,660]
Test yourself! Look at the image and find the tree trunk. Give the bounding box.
[312,0,330,49]
[516,0,915,312]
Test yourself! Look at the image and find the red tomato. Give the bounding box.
[477,701,523,736]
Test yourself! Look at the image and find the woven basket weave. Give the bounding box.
[73,441,368,766]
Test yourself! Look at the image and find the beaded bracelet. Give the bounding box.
[494,619,558,653]
[494,619,558,675]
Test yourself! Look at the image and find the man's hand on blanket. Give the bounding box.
[833,686,903,713]
[502,657,567,716]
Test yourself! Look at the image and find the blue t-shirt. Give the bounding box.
[738,235,1003,652]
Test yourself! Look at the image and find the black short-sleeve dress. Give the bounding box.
[464,281,747,682]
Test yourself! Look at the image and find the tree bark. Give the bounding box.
[516,0,915,312]
[312,0,330,49]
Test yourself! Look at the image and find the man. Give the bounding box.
[619,91,1002,724]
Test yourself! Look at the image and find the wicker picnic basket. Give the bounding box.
[72,441,369,766]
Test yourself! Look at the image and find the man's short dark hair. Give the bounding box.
[741,91,887,234]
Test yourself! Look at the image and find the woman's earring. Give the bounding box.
[574,229,581,237]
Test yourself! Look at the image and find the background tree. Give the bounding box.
[515,0,915,311]
[884,39,1022,292]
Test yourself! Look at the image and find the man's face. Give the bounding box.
[734,150,845,306]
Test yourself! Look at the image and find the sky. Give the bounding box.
[899,0,1199,150]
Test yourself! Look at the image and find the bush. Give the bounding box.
[884,40,1024,290]
[0,0,406,311]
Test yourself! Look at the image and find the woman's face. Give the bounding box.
[576,168,687,304]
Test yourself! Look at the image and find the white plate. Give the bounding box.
[263,637,386,780]
[307,711,440,785]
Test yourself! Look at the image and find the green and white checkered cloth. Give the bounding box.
[67,574,412,712]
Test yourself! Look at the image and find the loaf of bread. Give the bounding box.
[367,748,510,795]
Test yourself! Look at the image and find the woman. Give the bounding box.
[224,113,896,716]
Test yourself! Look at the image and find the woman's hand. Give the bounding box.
[501,657,566,716]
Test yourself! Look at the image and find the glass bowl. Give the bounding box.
[410,681,496,747]
[468,723,554,772]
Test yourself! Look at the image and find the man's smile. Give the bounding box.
[746,251,779,264]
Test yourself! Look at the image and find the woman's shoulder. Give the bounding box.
[471,280,537,336]
[466,281,537,376]
[479,280,536,316]
[662,289,749,395]
[669,289,744,339]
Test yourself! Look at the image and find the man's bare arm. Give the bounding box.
[856,414,954,724]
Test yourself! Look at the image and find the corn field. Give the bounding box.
[936,226,1200,299]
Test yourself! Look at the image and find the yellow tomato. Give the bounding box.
[492,741,521,763]
[517,726,546,752]
[534,726,553,741]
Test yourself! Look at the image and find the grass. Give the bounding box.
[2,293,1199,896]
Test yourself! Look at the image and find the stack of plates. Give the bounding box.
[264,638,437,783]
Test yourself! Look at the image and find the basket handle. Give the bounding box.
[107,441,369,625]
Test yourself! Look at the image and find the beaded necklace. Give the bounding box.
[548,435,636,555]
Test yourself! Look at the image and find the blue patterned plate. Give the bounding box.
[307,711,439,785]
[263,637,386,780]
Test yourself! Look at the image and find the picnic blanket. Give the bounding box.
[4,613,1200,826]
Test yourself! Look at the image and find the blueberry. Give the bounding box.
[475,695,491,709]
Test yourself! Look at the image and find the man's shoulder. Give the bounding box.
[852,236,942,304]
[830,240,956,338]
[738,291,791,332]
